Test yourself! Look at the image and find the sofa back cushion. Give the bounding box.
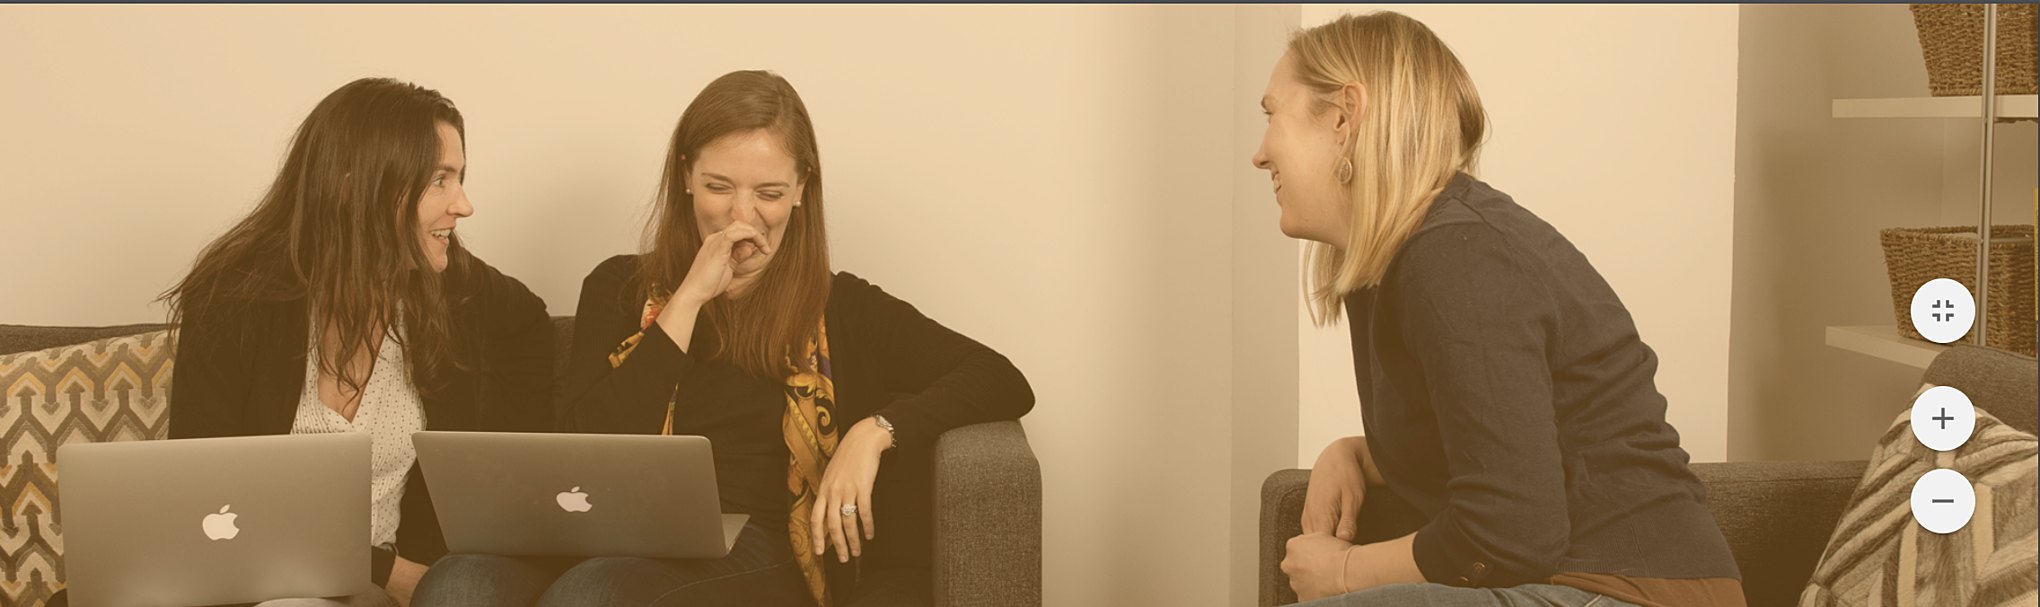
[0,330,176,605]
[0,324,164,358]
[1924,345,2038,437]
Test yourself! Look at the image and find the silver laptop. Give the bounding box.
[413,431,746,559]
[57,433,370,607]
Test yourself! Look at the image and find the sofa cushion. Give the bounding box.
[1691,459,1865,607]
[552,317,575,408]
[0,330,175,605]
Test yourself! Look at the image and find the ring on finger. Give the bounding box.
[840,503,858,517]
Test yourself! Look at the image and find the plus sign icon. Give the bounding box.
[1910,385,1975,452]
[1909,278,1975,344]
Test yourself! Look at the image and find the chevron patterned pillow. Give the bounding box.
[0,330,174,606]
[1800,384,2039,607]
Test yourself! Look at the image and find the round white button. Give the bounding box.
[1910,468,1975,534]
[1910,386,1976,452]
[1910,278,1975,344]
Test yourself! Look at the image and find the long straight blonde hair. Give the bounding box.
[1291,11,1488,324]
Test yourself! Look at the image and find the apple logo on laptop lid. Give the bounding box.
[203,505,241,541]
[557,487,592,513]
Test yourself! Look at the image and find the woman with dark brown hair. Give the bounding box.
[153,77,555,606]
[413,70,1033,607]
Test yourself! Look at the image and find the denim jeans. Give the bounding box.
[411,521,812,607]
[45,585,396,607]
[1291,583,1642,607]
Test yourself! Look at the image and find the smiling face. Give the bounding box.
[414,121,472,273]
[1252,52,1353,246]
[685,128,804,282]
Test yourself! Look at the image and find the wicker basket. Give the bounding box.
[1910,4,2039,97]
[1880,225,2037,356]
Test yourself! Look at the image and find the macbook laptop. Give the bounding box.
[57,433,371,607]
[413,431,746,559]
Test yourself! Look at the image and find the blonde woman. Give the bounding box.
[1256,13,1744,607]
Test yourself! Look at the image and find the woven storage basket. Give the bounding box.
[1880,225,2037,356]
[1910,4,2039,97]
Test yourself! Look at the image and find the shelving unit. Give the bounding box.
[1825,5,2021,364]
[1832,94,2038,119]
[1825,325,1949,369]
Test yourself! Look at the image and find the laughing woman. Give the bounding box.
[1257,13,1745,607]
[157,78,554,606]
[413,70,1033,607]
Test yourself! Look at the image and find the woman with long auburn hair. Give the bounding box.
[414,70,1033,607]
[154,77,555,606]
[1260,12,1744,607]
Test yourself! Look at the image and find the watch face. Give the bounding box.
[872,415,897,447]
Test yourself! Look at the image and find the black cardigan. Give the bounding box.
[1346,174,1740,587]
[166,253,555,582]
[559,254,1034,580]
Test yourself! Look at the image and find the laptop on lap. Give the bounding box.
[58,433,371,607]
[412,431,746,560]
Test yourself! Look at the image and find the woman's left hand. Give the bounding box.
[811,416,892,562]
[1284,532,1425,601]
[1282,533,1357,601]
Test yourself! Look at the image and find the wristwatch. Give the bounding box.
[872,414,897,450]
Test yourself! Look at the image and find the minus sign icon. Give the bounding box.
[1931,499,1955,503]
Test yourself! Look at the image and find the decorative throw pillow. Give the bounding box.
[1800,384,2038,607]
[0,330,175,606]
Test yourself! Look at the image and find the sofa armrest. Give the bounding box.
[1259,470,1427,607]
[1692,460,1864,607]
[1260,469,1311,607]
[933,421,1041,607]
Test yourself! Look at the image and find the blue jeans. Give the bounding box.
[1291,583,1641,607]
[413,522,813,607]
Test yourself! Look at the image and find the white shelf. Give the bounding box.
[1826,325,1949,369]
[1832,95,2039,119]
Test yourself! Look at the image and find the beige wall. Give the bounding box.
[1731,4,2039,461]
[1293,4,1743,466]
[1229,6,1303,606]
[0,5,1245,605]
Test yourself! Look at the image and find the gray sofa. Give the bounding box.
[0,319,1042,607]
[1259,345,2039,607]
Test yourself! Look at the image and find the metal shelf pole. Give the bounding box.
[1973,3,1999,347]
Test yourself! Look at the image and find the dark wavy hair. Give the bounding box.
[637,70,831,381]
[161,77,469,397]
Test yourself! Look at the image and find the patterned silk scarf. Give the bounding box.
[608,291,840,607]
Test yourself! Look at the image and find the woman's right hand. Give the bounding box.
[669,223,772,309]
[654,224,771,352]
[1302,436,1370,541]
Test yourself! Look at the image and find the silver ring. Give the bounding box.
[840,503,858,517]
